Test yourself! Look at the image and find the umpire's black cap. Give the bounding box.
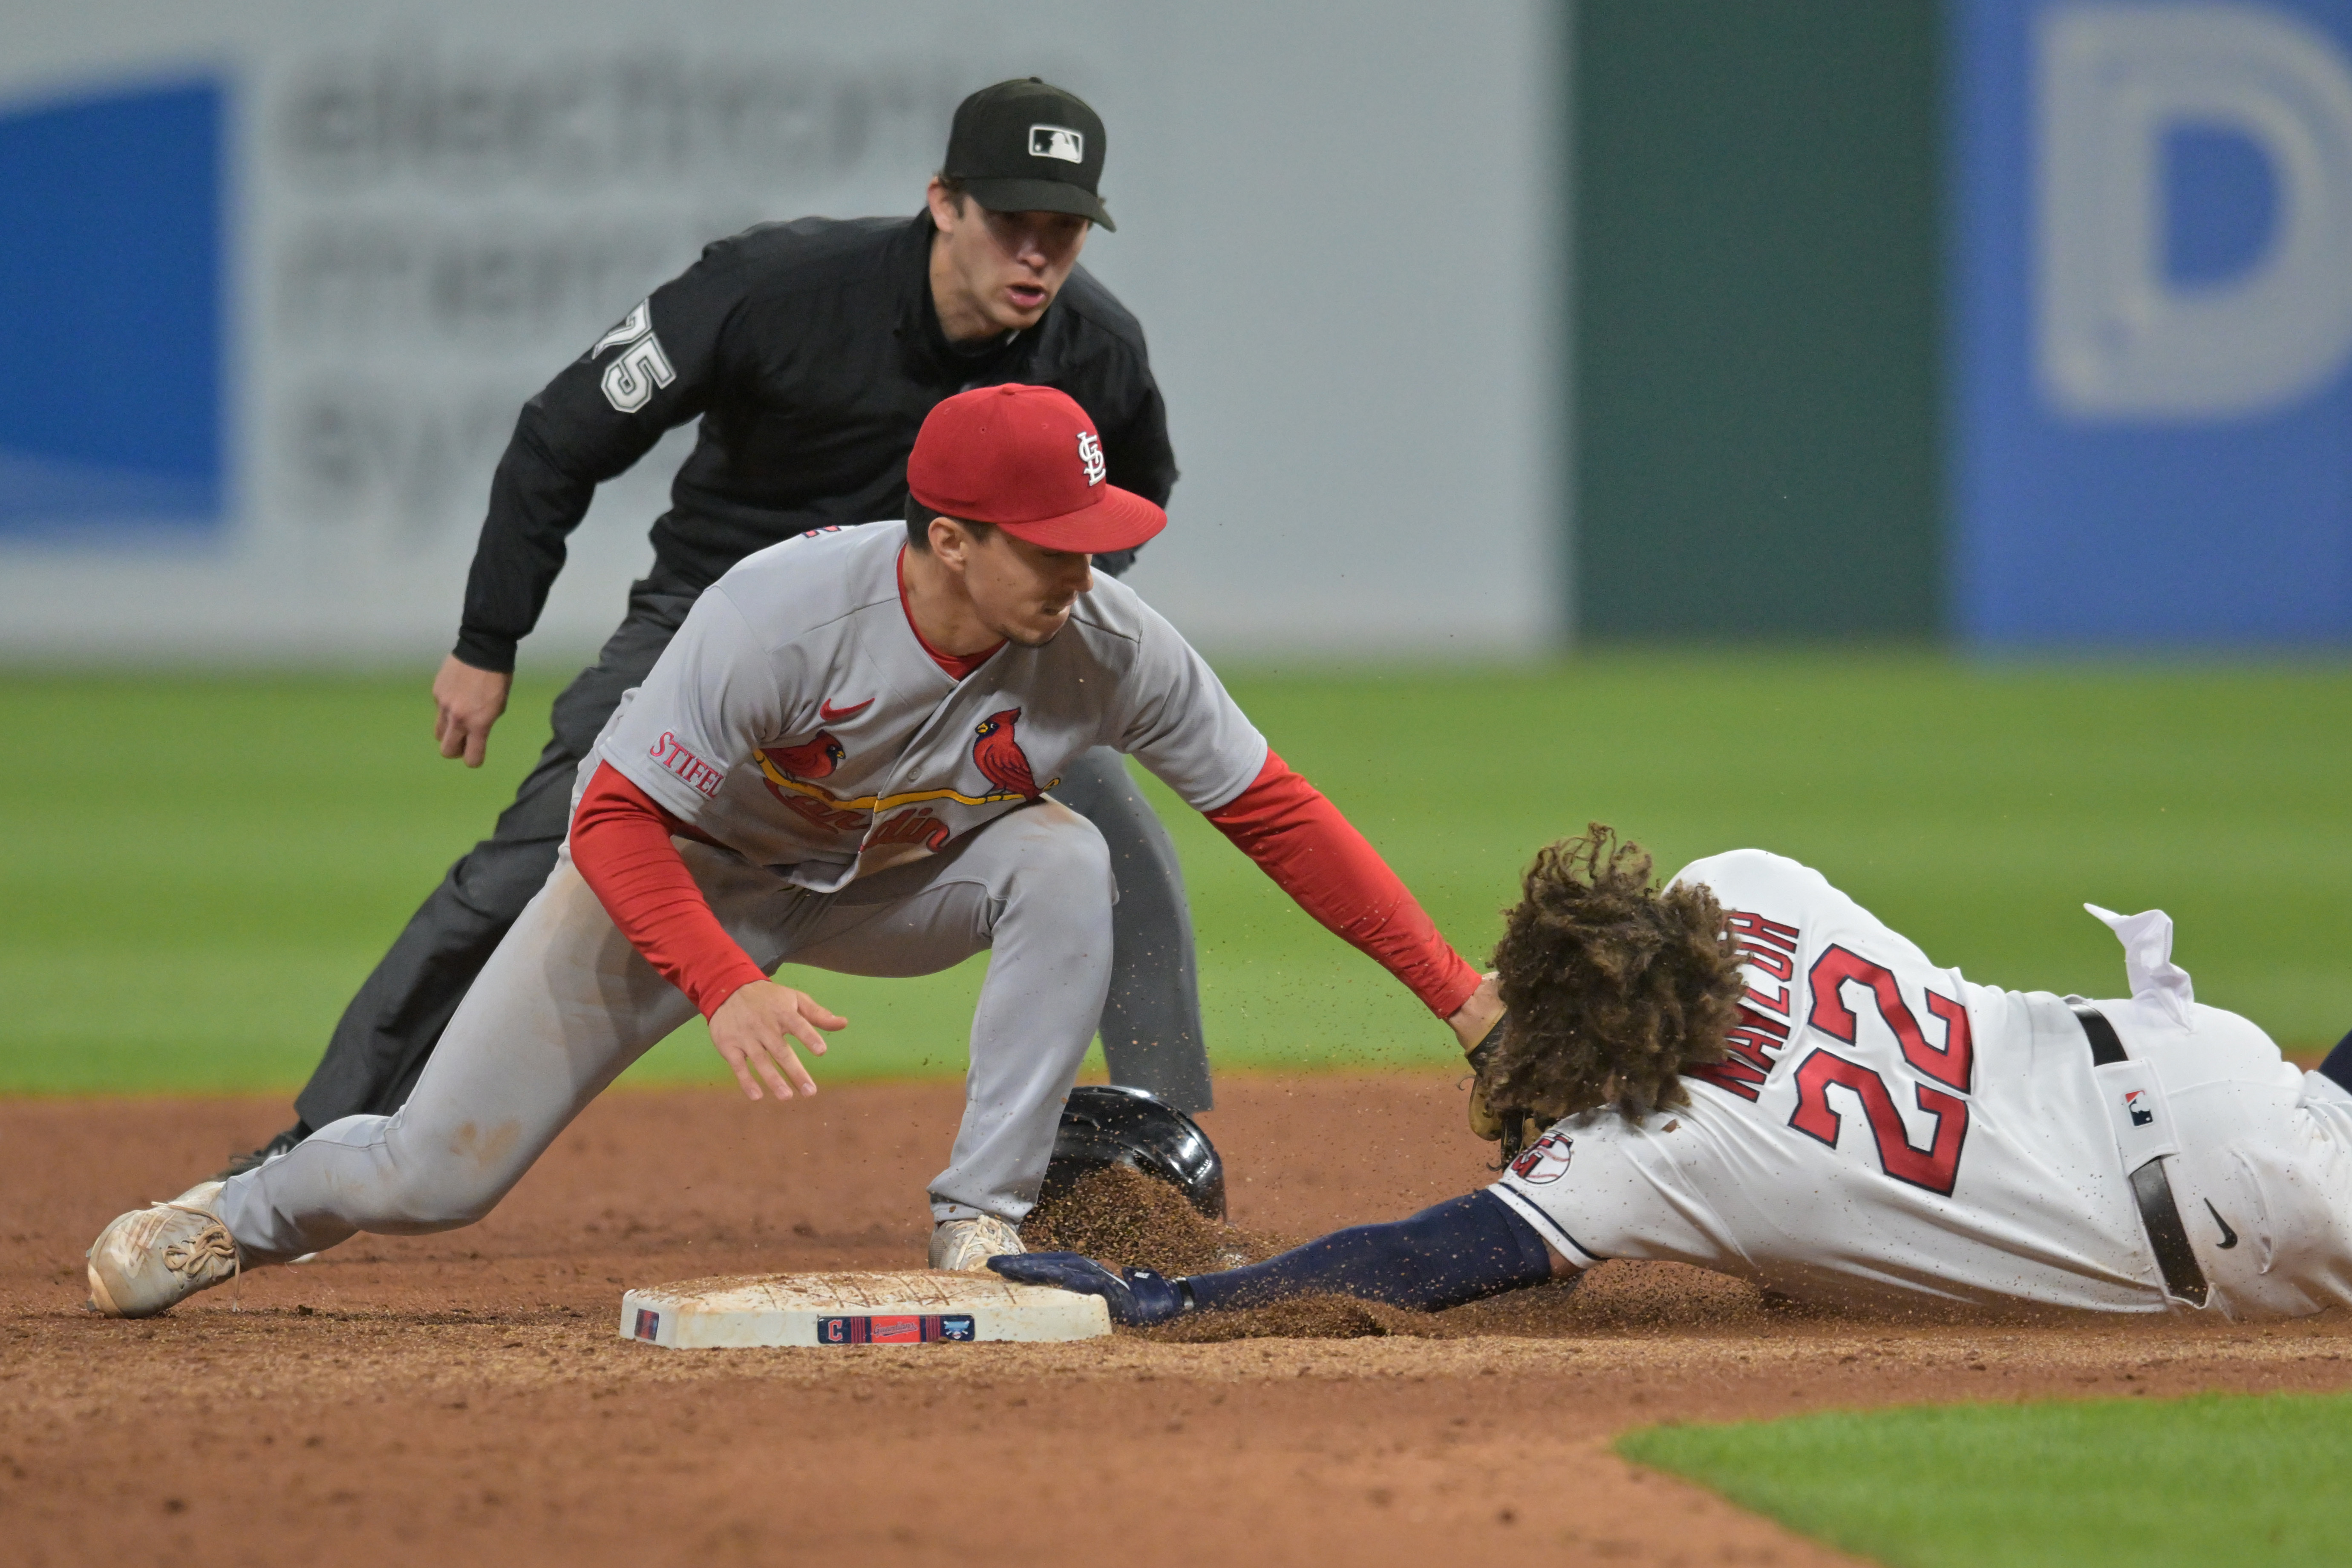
[943,78,1115,231]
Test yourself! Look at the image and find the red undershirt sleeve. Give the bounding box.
[570,761,770,1019]
[1204,751,1481,1019]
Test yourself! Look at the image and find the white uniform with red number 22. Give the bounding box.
[1493,850,2352,1319]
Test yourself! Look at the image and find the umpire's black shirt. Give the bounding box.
[455,211,1177,673]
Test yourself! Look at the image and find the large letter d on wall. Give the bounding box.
[2039,4,2352,419]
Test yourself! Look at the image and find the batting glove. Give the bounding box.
[988,1251,1192,1326]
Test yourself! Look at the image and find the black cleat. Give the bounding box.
[215,1122,309,1180]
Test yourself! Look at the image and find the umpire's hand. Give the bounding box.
[432,655,513,767]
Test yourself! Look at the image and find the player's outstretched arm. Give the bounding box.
[1201,752,1485,1029]
[993,1191,1569,1326]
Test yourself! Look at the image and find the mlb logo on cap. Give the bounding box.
[1030,125,1084,163]
[942,78,1114,230]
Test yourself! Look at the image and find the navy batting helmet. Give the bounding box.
[1039,1085,1226,1221]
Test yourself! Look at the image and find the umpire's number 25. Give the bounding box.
[1787,946,1974,1196]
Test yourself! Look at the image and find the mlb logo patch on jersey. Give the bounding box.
[1511,1130,1574,1185]
[2094,1061,2182,1168]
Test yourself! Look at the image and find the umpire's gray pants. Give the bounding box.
[216,801,1115,1263]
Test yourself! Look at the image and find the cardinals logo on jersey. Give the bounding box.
[755,731,867,833]
[971,708,1046,800]
[761,731,845,781]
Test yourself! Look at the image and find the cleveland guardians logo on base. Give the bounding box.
[816,1314,973,1345]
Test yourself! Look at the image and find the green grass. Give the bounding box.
[3,654,2349,1095]
[1617,1391,2352,1567]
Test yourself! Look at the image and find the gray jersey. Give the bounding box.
[595,521,1267,891]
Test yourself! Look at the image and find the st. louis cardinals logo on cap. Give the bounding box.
[1029,124,1085,162]
[905,384,1166,554]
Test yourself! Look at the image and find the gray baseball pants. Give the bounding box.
[216,801,1116,1263]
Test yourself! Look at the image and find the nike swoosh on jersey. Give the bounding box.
[819,698,874,723]
[2204,1199,2239,1250]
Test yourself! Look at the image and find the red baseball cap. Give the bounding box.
[907,383,1166,553]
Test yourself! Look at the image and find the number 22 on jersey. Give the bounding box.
[1788,945,1974,1196]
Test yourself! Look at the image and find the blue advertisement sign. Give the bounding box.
[1950,0,2352,645]
[0,78,225,536]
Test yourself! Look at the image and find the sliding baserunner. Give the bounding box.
[84,385,1500,1317]
[999,829,2352,1323]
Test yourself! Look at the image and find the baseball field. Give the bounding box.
[8,655,2352,1566]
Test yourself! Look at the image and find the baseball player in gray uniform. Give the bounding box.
[1001,830,2352,1324]
[85,384,1501,1317]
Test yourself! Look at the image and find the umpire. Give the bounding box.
[224,78,1212,1173]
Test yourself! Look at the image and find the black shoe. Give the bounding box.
[216,1122,310,1180]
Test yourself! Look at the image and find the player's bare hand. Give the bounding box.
[432,655,513,768]
[709,981,848,1103]
[1447,971,1503,1054]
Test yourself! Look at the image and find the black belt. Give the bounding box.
[2071,1003,2208,1307]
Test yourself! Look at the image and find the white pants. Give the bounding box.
[218,801,1116,1262]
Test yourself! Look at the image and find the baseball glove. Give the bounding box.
[1463,1011,1543,1165]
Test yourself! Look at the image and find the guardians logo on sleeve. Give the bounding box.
[1510,1131,1574,1185]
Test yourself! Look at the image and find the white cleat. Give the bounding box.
[86,1180,243,1318]
[929,1214,1026,1273]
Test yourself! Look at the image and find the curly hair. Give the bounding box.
[1485,825,1746,1123]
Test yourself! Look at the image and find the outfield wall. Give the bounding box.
[1571,0,1943,642]
[13,3,2342,661]
[1949,0,2352,646]
[1574,0,2352,648]
[0,2,1563,664]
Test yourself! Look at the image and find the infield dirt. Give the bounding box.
[9,1072,2352,1568]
